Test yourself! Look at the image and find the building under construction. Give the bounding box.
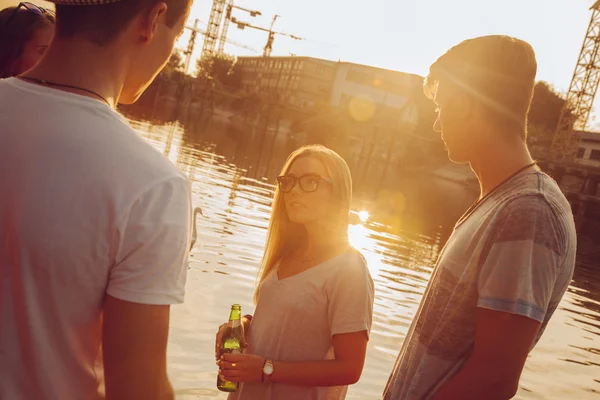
[236,56,423,121]
[236,56,337,109]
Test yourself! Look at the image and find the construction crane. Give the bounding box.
[223,38,260,54]
[230,14,303,57]
[550,0,600,162]
[218,0,261,54]
[201,0,227,59]
[183,19,200,73]
[264,14,281,57]
[183,19,259,74]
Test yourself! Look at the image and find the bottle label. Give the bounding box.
[231,349,241,355]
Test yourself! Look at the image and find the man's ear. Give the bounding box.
[140,2,168,43]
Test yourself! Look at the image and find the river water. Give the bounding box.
[133,120,600,400]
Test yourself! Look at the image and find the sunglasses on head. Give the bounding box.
[6,2,55,25]
[277,174,332,193]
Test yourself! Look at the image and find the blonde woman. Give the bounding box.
[216,145,375,399]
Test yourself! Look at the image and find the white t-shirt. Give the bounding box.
[0,78,192,400]
[229,249,375,400]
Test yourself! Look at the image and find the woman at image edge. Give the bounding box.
[216,144,375,400]
[0,3,54,78]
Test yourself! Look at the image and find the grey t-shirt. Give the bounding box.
[384,169,577,399]
[229,249,375,400]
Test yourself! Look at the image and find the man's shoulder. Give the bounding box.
[514,171,571,213]
[112,123,184,177]
[104,125,189,200]
[19,93,186,196]
[448,170,575,260]
[54,104,186,179]
[485,172,576,258]
[491,170,572,222]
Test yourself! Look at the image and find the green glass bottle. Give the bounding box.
[217,304,244,392]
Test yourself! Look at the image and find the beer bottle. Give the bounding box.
[217,304,244,392]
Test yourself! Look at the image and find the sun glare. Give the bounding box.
[358,210,370,223]
[348,223,382,277]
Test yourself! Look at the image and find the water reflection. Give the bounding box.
[132,121,600,400]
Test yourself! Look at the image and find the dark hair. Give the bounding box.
[0,6,55,78]
[55,0,190,46]
[425,35,537,135]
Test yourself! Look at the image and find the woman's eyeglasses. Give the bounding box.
[277,174,332,193]
[6,2,55,25]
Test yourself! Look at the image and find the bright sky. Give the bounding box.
[184,0,599,125]
[185,0,591,91]
[2,0,598,122]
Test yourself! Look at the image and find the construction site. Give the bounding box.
[122,0,600,242]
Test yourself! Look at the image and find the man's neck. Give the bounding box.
[470,138,535,198]
[22,37,131,108]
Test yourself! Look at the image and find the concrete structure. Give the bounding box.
[575,130,600,168]
[236,56,337,109]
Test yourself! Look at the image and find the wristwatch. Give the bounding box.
[262,359,274,383]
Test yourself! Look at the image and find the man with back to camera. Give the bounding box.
[0,0,194,399]
[383,35,577,399]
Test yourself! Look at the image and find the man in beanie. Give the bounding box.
[0,0,192,399]
[383,36,577,400]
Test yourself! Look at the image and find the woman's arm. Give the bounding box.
[218,330,368,386]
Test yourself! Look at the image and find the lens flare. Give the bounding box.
[348,95,376,122]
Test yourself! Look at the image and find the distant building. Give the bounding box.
[235,56,423,128]
[236,56,337,109]
[329,62,423,128]
[575,131,600,168]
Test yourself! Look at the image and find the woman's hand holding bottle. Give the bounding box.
[218,353,266,383]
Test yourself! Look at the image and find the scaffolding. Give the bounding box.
[200,0,227,59]
[550,0,600,161]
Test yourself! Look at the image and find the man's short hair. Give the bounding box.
[55,0,190,46]
[425,35,537,134]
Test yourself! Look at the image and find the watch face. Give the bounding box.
[263,363,274,375]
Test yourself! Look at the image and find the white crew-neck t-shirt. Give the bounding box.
[0,78,192,400]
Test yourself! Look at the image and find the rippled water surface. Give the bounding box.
[135,121,600,400]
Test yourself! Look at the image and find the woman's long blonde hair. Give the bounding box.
[254,145,353,303]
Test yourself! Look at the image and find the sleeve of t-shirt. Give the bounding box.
[107,175,192,305]
[477,195,566,323]
[326,252,375,339]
